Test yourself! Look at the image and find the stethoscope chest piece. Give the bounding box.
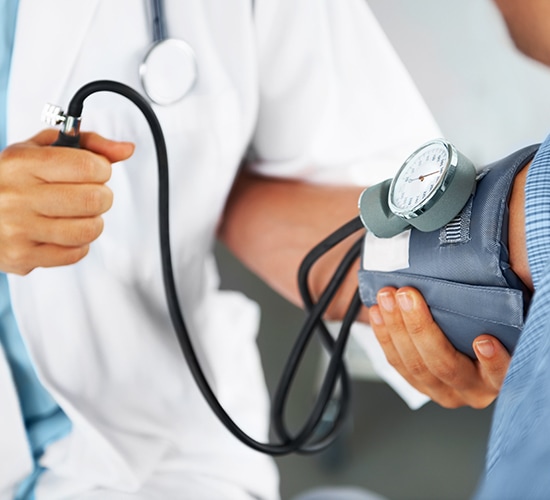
[140,38,198,106]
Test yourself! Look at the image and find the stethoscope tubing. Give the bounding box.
[56,79,363,455]
[151,0,167,42]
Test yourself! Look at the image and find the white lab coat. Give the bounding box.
[1,1,440,498]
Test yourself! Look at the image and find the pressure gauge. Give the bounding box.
[359,139,477,238]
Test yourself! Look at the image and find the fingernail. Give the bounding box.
[378,291,396,312]
[396,291,414,312]
[475,339,495,358]
[369,308,384,326]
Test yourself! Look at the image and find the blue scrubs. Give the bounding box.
[1,1,71,498]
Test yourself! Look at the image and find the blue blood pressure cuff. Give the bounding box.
[358,144,538,358]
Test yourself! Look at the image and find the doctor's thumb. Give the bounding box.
[473,334,511,391]
[79,131,135,163]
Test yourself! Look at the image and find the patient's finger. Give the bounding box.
[473,334,511,391]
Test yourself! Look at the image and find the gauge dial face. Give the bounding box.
[389,141,451,217]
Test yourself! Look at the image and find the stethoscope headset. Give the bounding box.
[42,0,365,456]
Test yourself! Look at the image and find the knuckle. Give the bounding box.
[428,386,465,409]
[77,153,111,182]
[472,393,497,409]
[408,360,428,378]
[431,360,460,383]
[407,318,431,337]
[2,246,32,275]
[83,186,109,214]
[486,360,509,379]
[469,399,492,410]
[64,246,90,266]
[374,329,392,347]
[0,219,25,242]
[0,191,14,213]
[0,149,23,182]
[75,153,96,179]
[76,218,104,243]
[384,352,402,370]
[0,144,17,165]
[437,395,463,410]
[0,142,29,162]
[375,335,398,361]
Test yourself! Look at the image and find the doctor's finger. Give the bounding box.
[30,216,105,247]
[28,183,114,218]
[32,129,135,165]
[1,140,113,184]
[78,132,135,164]
[0,243,90,275]
[35,148,114,184]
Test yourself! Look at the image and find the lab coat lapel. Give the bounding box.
[8,0,100,143]
[0,347,33,494]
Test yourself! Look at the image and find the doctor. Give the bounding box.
[0,0,507,499]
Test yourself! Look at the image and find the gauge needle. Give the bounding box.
[417,170,439,182]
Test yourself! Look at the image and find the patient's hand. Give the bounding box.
[368,286,510,408]
[365,161,533,408]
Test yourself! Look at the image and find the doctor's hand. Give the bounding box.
[0,129,134,275]
[368,286,510,409]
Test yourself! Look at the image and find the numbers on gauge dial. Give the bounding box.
[390,143,449,213]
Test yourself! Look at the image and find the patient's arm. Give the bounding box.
[367,163,531,409]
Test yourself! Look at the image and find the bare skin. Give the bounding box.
[493,0,550,67]
[0,129,134,275]
[218,170,367,322]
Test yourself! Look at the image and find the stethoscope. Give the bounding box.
[43,0,357,457]
[45,78,361,455]
[139,0,198,105]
